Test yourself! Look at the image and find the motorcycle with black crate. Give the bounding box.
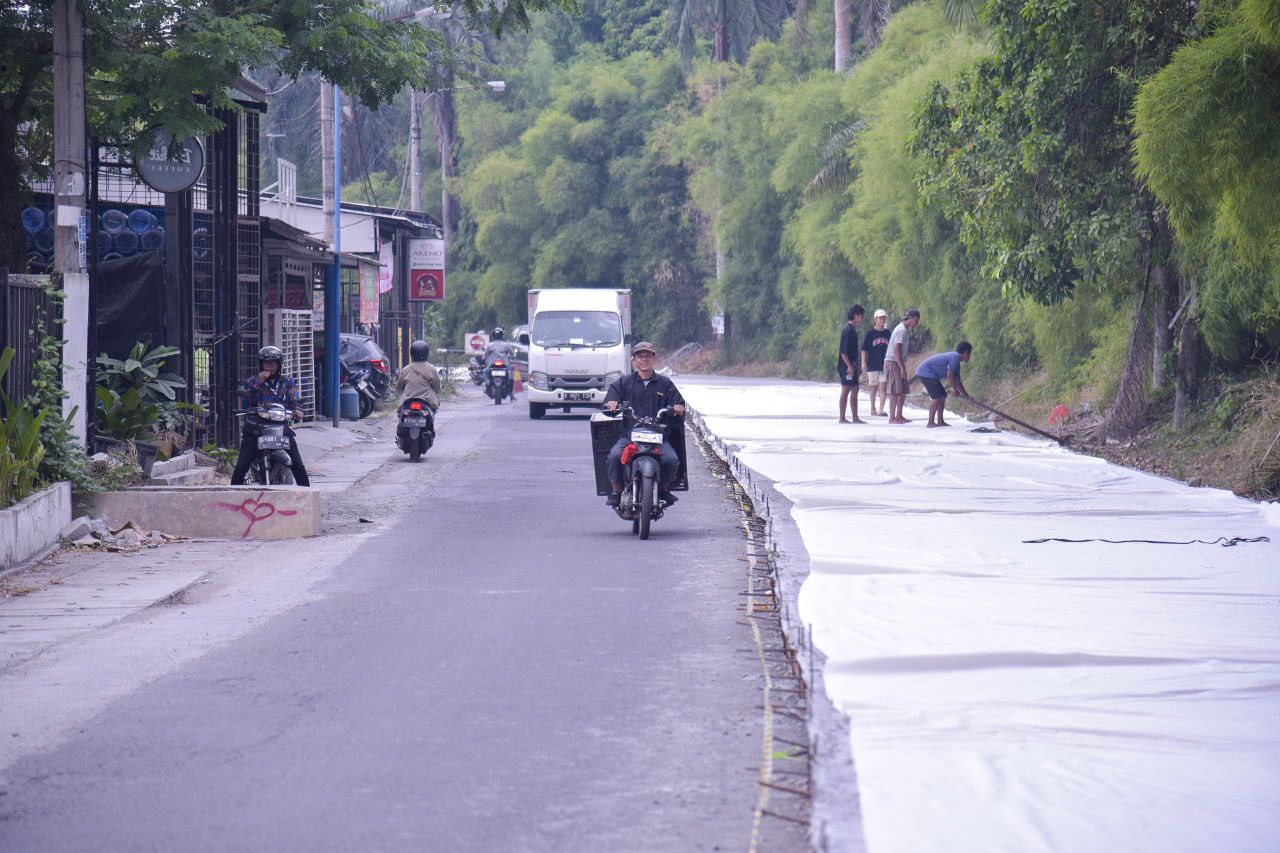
[590,404,688,540]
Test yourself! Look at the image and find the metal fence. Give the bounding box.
[0,270,58,405]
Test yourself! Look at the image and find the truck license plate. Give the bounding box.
[564,392,591,401]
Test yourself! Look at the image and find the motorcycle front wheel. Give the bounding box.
[639,473,655,540]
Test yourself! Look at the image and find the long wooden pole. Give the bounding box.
[964,394,1068,445]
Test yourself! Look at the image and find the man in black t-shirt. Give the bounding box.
[860,308,891,416]
[837,304,865,424]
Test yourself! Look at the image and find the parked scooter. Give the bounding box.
[343,360,379,418]
[483,358,514,405]
[601,404,682,540]
[396,397,435,463]
[468,355,485,386]
[238,402,297,485]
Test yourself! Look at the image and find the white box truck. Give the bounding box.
[525,288,632,419]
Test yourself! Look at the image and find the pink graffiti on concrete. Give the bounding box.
[213,491,299,538]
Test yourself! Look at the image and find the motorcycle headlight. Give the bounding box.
[530,371,549,390]
[605,371,622,386]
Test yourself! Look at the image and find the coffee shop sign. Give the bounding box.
[135,130,205,194]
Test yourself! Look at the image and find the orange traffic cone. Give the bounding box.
[514,369,524,393]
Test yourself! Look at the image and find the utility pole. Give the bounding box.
[408,91,421,213]
[52,0,89,440]
[326,84,342,427]
[321,84,335,251]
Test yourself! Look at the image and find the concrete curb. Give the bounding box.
[1,482,72,571]
[688,407,867,853]
[86,486,321,540]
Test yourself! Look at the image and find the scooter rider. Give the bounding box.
[483,326,517,401]
[231,345,310,486]
[396,339,442,413]
[603,341,685,508]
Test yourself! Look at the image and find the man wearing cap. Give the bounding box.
[861,309,891,417]
[886,309,920,424]
[603,342,686,508]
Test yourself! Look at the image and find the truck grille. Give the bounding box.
[549,375,604,390]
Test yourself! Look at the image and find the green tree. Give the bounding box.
[0,0,578,270]
[1133,0,1280,359]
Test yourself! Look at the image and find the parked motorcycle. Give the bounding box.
[343,360,379,418]
[396,397,435,463]
[483,358,514,405]
[238,402,297,485]
[468,355,485,386]
[599,404,683,540]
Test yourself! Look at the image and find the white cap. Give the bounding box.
[873,309,887,318]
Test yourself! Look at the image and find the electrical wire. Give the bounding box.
[1022,536,1270,547]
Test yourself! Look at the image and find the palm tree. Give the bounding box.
[669,0,786,65]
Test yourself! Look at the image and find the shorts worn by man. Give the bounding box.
[913,342,972,428]
[603,342,686,508]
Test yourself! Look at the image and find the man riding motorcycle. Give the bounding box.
[482,326,517,402]
[396,339,442,413]
[231,345,310,486]
[603,341,685,508]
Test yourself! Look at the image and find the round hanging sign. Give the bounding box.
[135,130,205,194]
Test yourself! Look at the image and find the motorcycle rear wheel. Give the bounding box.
[409,443,421,463]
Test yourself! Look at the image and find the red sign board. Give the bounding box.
[408,238,445,302]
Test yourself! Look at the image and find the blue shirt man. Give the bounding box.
[913,342,972,428]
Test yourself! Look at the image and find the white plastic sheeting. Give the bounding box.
[681,378,1280,853]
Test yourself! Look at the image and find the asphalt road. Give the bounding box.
[0,387,782,851]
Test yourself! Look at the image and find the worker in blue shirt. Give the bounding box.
[913,341,973,428]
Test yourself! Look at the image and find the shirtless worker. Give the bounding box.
[885,309,920,424]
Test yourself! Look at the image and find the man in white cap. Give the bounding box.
[861,309,891,416]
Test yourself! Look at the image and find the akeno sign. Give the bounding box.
[135,130,205,194]
[408,238,445,301]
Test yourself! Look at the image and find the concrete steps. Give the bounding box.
[146,451,216,487]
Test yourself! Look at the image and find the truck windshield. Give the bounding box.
[533,311,622,348]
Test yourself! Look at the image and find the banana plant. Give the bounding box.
[0,347,49,507]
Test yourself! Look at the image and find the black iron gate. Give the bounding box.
[0,269,58,406]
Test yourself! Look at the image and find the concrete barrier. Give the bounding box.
[87,486,321,540]
[1,481,72,570]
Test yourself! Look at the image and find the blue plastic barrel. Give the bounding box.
[21,207,46,234]
[140,226,165,251]
[114,231,140,255]
[100,208,127,234]
[340,386,360,420]
[128,209,157,234]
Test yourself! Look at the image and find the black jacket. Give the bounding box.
[604,371,685,420]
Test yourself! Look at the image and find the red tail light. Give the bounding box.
[409,401,424,411]
[493,360,505,367]
[369,359,387,373]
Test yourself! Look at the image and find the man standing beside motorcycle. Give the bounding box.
[230,345,310,486]
[482,327,517,402]
[396,340,442,412]
[603,341,685,508]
